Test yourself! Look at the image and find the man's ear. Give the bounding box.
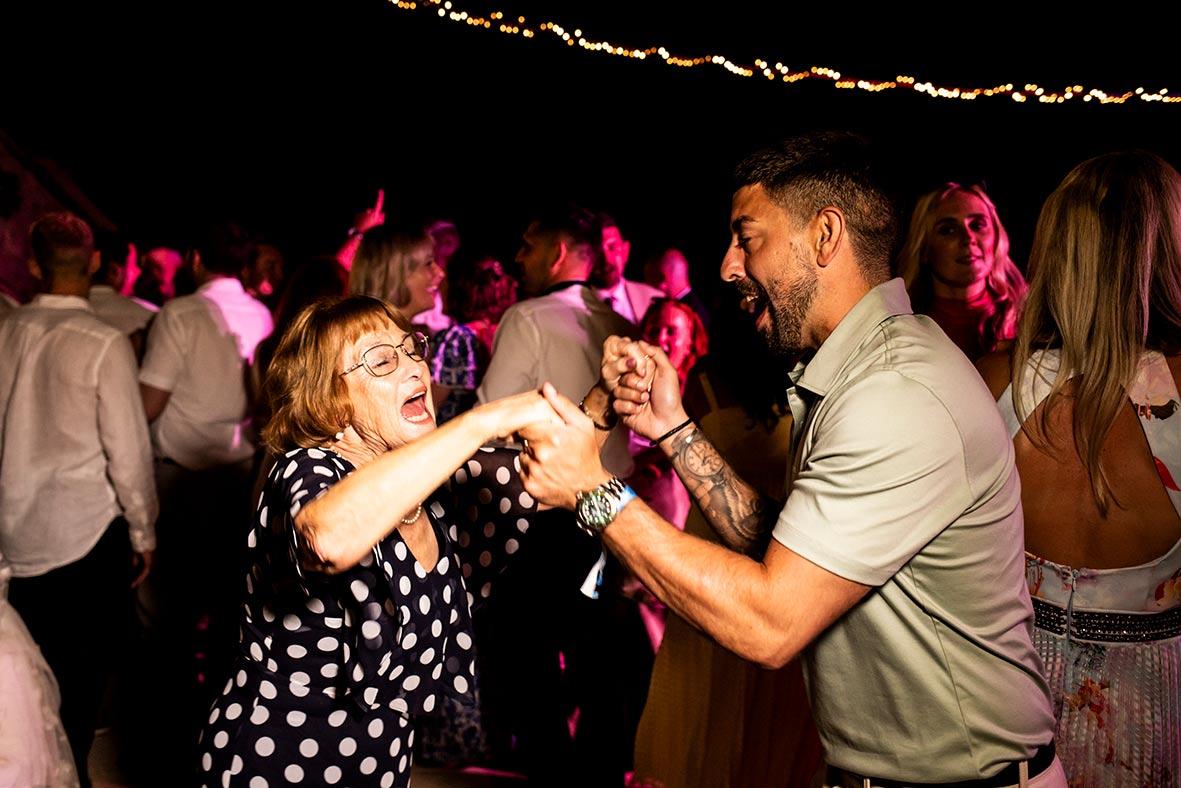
[87,250,101,277]
[27,257,42,280]
[552,240,569,271]
[815,207,845,268]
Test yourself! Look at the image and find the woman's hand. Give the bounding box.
[600,335,651,394]
[611,340,689,442]
[474,388,562,443]
[519,383,613,510]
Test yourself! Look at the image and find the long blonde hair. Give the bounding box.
[896,183,1027,352]
[1013,150,1181,514]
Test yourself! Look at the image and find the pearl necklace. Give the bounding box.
[401,504,423,525]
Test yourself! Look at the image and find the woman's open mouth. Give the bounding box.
[401,389,433,423]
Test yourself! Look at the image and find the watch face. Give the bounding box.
[577,489,614,532]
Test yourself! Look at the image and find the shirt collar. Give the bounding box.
[542,279,590,297]
[794,277,913,399]
[31,293,92,312]
[197,275,248,296]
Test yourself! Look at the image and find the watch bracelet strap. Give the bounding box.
[575,476,637,536]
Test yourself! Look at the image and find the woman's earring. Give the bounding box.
[335,430,345,441]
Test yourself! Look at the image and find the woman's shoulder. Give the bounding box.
[974,346,1013,401]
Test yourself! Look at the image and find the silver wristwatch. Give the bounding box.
[574,476,638,536]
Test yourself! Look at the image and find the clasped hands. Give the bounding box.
[517,336,691,510]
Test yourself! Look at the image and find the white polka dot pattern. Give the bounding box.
[197,446,537,787]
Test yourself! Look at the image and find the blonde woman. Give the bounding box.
[897,182,1027,360]
[976,150,1181,787]
[349,223,443,334]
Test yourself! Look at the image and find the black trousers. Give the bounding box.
[8,517,133,788]
[123,457,252,787]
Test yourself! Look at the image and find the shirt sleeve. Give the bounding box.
[138,301,185,392]
[264,448,351,586]
[96,334,159,553]
[477,307,539,403]
[445,446,539,605]
[773,371,972,586]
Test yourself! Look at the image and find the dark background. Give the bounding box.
[4,0,1181,306]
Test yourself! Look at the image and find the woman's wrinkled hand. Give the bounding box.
[477,388,562,443]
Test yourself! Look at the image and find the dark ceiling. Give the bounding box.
[3,0,1179,301]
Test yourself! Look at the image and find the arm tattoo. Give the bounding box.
[667,426,770,554]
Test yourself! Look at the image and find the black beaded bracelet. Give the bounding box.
[652,417,693,446]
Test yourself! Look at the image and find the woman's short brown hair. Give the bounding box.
[261,295,412,453]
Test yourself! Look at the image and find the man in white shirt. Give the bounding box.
[476,205,647,786]
[594,214,663,327]
[89,230,155,360]
[137,220,274,767]
[0,211,157,788]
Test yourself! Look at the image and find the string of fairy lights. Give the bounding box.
[385,0,1177,105]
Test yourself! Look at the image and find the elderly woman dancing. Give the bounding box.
[197,295,557,787]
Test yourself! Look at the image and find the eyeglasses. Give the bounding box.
[341,333,430,378]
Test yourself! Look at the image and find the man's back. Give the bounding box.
[0,295,155,575]
[479,283,634,475]
[139,277,273,470]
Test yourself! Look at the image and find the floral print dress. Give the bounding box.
[1000,349,1181,788]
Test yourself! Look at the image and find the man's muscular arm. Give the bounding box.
[663,426,769,554]
[600,337,772,553]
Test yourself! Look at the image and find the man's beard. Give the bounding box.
[738,257,817,359]
[764,267,817,357]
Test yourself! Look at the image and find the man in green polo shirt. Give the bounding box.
[519,131,1066,787]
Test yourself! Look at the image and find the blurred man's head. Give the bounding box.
[514,204,602,296]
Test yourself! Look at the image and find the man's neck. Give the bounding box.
[542,278,589,296]
[47,279,92,299]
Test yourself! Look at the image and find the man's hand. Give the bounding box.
[131,549,153,589]
[519,383,613,510]
[610,339,689,442]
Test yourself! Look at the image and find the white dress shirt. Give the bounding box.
[0,295,157,576]
[139,276,274,470]
[598,278,663,326]
[478,283,636,477]
[89,284,156,335]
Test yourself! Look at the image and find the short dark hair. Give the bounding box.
[533,202,603,257]
[93,229,132,285]
[29,211,94,281]
[733,131,898,283]
[194,220,257,276]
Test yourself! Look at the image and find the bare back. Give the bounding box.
[976,350,1181,569]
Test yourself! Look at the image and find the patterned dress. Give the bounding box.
[1000,349,1181,788]
[430,325,483,425]
[198,445,536,787]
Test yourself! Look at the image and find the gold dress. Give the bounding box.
[631,371,824,788]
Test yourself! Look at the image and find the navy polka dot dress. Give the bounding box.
[198,445,536,787]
